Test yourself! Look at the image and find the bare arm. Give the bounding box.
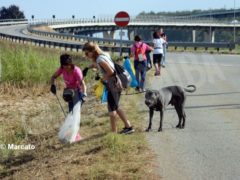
[147,44,154,51]
[51,72,59,85]
[98,61,114,81]
[81,79,87,95]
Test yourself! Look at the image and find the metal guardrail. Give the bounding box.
[0,19,28,26]
[0,32,132,53]
[0,19,27,22]
[167,42,235,51]
[27,26,134,46]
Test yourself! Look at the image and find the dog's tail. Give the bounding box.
[184,85,196,93]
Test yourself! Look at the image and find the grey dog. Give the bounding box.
[145,85,196,132]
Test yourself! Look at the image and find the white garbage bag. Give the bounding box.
[58,101,81,144]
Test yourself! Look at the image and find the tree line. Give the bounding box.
[0,5,25,19]
[138,8,235,17]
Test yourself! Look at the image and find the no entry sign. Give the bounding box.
[114,11,130,27]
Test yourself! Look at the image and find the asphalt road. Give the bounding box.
[141,52,240,180]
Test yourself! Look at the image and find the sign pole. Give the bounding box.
[114,11,130,57]
[120,28,123,57]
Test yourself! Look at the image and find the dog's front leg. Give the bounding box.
[146,108,154,132]
[158,110,164,132]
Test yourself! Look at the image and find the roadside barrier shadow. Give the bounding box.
[165,104,240,111]
[185,104,240,110]
[188,92,240,97]
[79,132,107,143]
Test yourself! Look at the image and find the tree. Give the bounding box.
[0,5,25,19]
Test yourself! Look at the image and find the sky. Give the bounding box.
[1,0,239,19]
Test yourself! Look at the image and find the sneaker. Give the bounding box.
[154,71,160,76]
[135,87,140,92]
[75,133,83,142]
[119,127,135,134]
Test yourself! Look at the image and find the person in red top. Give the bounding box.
[131,35,153,92]
[51,54,87,109]
[50,54,87,142]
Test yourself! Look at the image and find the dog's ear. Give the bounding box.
[153,91,160,99]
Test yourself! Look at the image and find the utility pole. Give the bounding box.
[210,9,212,43]
[234,0,236,43]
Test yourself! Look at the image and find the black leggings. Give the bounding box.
[107,90,121,112]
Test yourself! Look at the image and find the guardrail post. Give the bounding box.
[229,43,235,51]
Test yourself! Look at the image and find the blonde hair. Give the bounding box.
[82,42,105,60]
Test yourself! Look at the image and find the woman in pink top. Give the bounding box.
[131,35,153,92]
[50,54,87,142]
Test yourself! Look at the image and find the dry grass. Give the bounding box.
[32,25,56,33]
[0,40,159,179]
[0,85,159,179]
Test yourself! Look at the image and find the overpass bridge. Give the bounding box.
[0,18,238,54]
[30,17,240,43]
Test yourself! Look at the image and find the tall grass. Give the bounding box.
[0,41,60,87]
[0,41,91,89]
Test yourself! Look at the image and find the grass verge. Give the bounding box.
[0,40,159,179]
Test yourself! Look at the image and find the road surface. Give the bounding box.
[142,52,240,180]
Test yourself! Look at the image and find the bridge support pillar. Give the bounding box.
[211,30,215,43]
[128,30,135,40]
[103,31,114,39]
[203,31,209,42]
[192,30,196,43]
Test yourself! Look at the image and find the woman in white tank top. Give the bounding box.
[82,42,135,134]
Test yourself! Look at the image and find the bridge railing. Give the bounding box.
[0,19,28,26]
[29,17,232,26]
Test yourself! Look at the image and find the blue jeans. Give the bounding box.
[134,60,147,89]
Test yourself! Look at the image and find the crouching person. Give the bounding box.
[82,42,134,134]
[50,54,87,143]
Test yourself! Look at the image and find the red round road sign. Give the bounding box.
[114,11,130,27]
